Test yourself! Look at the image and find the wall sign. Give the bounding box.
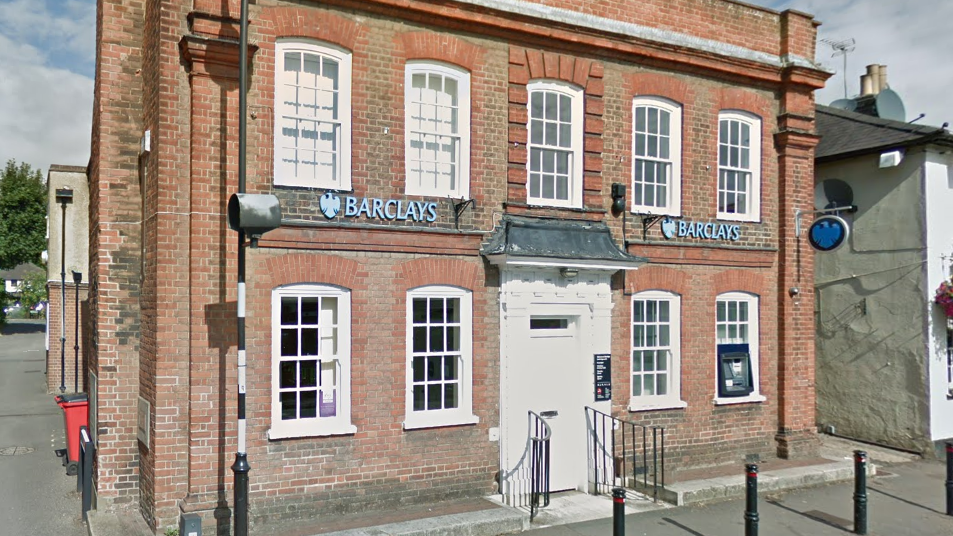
[137,395,150,449]
[594,353,611,401]
[808,215,849,252]
[319,192,438,222]
[661,217,741,241]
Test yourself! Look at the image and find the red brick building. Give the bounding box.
[88,0,828,532]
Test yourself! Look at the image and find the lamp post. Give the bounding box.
[55,188,74,393]
[72,270,82,393]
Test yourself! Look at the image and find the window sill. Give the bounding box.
[713,394,766,406]
[632,208,680,218]
[403,413,479,430]
[267,423,357,440]
[715,213,761,223]
[628,399,687,412]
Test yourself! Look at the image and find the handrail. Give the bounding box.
[498,411,551,521]
[585,406,666,503]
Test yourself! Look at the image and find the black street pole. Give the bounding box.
[72,271,82,393]
[612,487,625,536]
[853,450,868,535]
[55,189,73,393]
[745,463,759,536]
[231,0,250,534]
[946,442,953,516]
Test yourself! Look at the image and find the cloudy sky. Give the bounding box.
[0,0,950,176]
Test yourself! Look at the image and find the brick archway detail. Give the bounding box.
[396,258,480,291]
[263,7,362,50]
[397,32,481,71]
[626,266,689,296]
[713,269,764,295]
[265,253,362,290]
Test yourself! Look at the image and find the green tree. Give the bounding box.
[0,160,47,270]
[18,269,48,310]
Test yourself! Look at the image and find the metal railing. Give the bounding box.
[586,406,666,502]
[499,411,551,521]
[76,425,95,521]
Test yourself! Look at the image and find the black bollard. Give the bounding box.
[946,442,953,516]
[745,463,759,536]
[853,450,868,535]
[612,487,625,536]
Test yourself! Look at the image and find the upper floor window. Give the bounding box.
[715,291,764,404]
[404,285,478,429]
[632,97,681,215]
[630,291,685,411]
[526,81,583,208]
[405,62,470,198]
[717,111,761,222]
[269,284,356,438]
[274,41,352,190]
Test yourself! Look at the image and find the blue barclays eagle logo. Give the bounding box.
[808,216,849,252]
[319,192,341,219]
[661,217,677,239]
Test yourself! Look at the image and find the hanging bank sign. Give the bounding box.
[660,217,741,242]
[319,192,438,223]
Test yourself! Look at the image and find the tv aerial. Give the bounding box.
[822,37,856,99]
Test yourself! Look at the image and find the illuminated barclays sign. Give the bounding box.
[661,217,741,242]
[319,192,438,222]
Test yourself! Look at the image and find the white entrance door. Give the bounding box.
[503,313,587,492]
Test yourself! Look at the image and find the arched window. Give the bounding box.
[717,111,761,221]
[269,284,355,438]
[632,97,682,215]
[630,291,686,410]
[526,80,584,208]
[405,61,470,198]
[404,285,478,429]
[274,40,352,190]
[714,291,765,404]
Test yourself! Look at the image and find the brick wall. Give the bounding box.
[89,0,146,512]
[93,0,828,531]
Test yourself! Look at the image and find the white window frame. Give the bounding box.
[629,291,686,411]
[404,62,470,198]
[714,291,766,405]
[274,40,352,190]
[526,80,584,208]
[632,97,681,216]
[716,111,761,222]
[404,285,478,430]
[268,284,356,439]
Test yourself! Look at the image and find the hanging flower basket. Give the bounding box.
[936,279,953,318]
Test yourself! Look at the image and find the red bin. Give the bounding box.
[55,393,89,475]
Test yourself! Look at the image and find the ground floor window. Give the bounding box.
[630,291,684,410]
[714,292,763,404]
[269,284,355,438]
[404,285,478,429]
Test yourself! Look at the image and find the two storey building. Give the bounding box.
[88,0,829,532]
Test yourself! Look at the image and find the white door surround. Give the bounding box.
[499,267,614,496]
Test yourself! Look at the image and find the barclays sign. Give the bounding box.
[319,192,438,223]
[660,217,741,242]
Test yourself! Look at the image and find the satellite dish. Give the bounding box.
[815,179,854,210]
[875,88,906,121]
[830,98,857,112]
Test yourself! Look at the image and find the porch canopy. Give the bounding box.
[481,215,647,271]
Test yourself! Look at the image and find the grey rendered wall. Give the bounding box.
[815,149,931,453]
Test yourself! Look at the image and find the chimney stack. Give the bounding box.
[861,64,888,96]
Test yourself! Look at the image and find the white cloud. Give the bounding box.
[763,0,953,127]
[0,0,94,174]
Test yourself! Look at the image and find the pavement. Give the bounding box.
[0,319,87,536]
[2,317,941,536]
